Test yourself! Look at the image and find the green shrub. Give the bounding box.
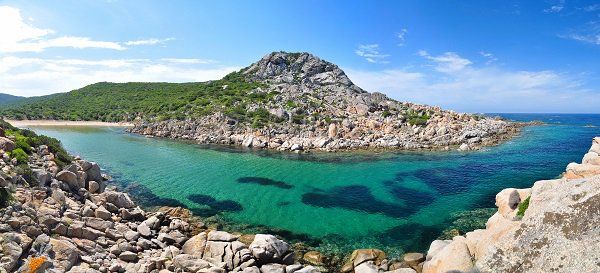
[516,196,530,218]
[408,117,428,126]
[9,148,28,165]
[382,110,391,118]
[14,136,33,154]
[286,100,297,109]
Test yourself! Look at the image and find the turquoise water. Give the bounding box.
[29,114,600,256]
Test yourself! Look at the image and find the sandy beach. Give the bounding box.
[6,119,134,127]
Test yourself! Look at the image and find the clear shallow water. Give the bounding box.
[29,114,600,256]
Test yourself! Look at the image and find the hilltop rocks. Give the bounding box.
[422,137,600,273]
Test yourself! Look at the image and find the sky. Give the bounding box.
[0,0,599,113]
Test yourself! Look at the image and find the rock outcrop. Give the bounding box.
[130,52,523,152]
[422,136,600,273]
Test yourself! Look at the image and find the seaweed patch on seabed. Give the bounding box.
[187,194,243,217]
[116,180,186,208]
[301,185,422,218]
[383,180,435,209]
[237,176,294,189]
[395,168,473,196]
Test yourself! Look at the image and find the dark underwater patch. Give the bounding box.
[237,176,294,189]
[187,194,243,217]
[386,183,435,209]
[301,185,419,218]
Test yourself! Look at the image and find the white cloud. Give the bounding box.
[0,6,172,53]
[345,52,599,113]
[0,56,239,97]
[396,29,408,46]
[418,50,472,73]
[479,51,498,64]
[355,44,390,63]
[558,21,600,45]
[544,0,565,13]
[124,38,174,46]
[583,4,600,12]
[544,5,564,13]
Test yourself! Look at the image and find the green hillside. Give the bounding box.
[0,71,280,124]
[0,94,23,104]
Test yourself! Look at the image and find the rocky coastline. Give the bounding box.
[129,115,528,153]
[422,137,600,273]
[3,121,598,273]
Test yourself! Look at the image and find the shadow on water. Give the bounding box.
[107,171,324,246]
[302,185,427,218]
[237,177,294,189]
[187,194,243,217]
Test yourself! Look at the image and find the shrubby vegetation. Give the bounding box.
[0,119,72,168]
[0,70,283,128]
[516,196,531,218]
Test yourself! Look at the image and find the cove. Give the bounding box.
[28,114,600,256]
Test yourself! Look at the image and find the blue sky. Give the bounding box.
[0,0,599,113]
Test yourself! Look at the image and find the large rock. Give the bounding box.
[476,174,600,272]
[341,249,386,273]
[49,237,80,271]
[85,163,102,182]
[0,137,15,152]
[173,254,213,272]
[422,237,473,273]
[56,170,78,189]
[249,234,291,264]
[495,188,521,218]
[99,190,135,209]
[181,233,208,255]
[208,230,239,242]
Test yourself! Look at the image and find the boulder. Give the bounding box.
[94,206,111,220]
[328,123,337,138]
[260,263,286,273]
[402,252,425,268]
[88,181,99,194]
[495,188,521,218]
[99,191,135,209]
[249,234,290,264]
[137,222,152,237]
[85,163,102,182]
[173,254,213,272]
[208,230,239,242]
[341,249,386,273]
[0,137,15,152]
[119,251,138,262]
[303,251,326,266]
[49,237,80,271]
[354,261,379,273]
[422,237,473,273]
[56,171,79,189]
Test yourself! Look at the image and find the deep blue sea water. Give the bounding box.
[29,114,600,257]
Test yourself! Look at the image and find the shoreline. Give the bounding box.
[5,119,134,127]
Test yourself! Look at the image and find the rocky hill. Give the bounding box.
[130,52,521,152]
